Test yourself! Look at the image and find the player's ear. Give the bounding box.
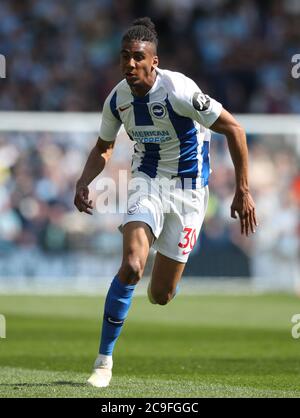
[152,55,159,70]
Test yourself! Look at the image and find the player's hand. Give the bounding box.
[74,181,93,215]
[230,190,258,236]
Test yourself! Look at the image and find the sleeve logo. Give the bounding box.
[192,92,210,111]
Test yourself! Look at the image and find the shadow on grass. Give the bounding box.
[0,381,86,388]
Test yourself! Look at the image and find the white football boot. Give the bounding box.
[87,354,113,388]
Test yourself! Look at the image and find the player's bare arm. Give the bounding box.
[74,137,115,215]
[210,109,258,236]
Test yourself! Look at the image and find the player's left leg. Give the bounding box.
[87,221,153,388]
[148,251,185,305]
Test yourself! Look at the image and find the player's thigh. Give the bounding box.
[150,251,186,296]
[122,220,154,258]
[118,221,154,283]
[153,186,209,263]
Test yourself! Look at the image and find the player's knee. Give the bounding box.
[152,290,174,306]
[119,257,144,285]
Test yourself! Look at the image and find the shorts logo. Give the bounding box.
[150,103,166,119]
[127,202,140,215]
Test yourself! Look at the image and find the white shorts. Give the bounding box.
[120,173,209,263]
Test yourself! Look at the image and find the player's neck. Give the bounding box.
[131,70,157,97]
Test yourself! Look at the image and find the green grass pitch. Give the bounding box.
[0,292,300,398]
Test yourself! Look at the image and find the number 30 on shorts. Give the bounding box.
[178,227,197,255]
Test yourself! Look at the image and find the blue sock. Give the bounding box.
[99,275,135,356]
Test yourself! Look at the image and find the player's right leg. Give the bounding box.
[147,251,185,305]
[87,221,153,388]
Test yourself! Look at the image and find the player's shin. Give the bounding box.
[88,275,135,387]
[99,275,135,356]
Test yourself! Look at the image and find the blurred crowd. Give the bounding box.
[0,129,299,283]
[0,0,300,112]
[0,0,299,285]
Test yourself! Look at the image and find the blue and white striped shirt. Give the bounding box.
[100,68,222,188]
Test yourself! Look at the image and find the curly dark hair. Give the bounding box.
[122,17,158,52]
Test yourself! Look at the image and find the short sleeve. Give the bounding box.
[170,75,223,128]
[99,91,122,142]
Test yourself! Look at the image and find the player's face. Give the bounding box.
[120,40,158,94]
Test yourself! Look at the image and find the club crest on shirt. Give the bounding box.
[150,102,167,119]
[192,92,210,111]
